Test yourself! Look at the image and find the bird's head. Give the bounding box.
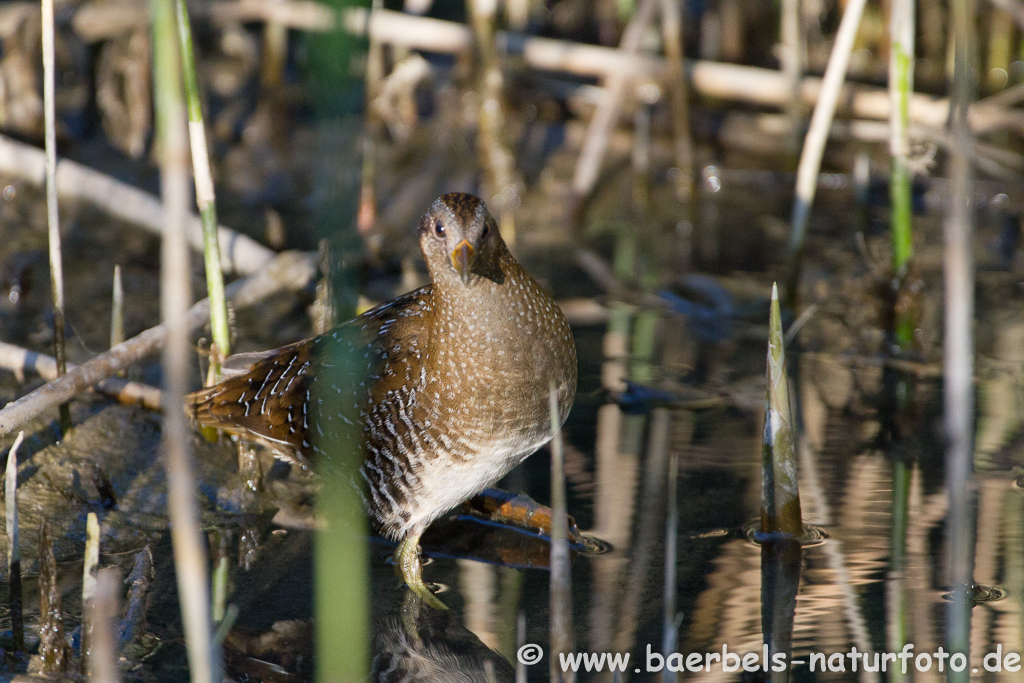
[418,193,506,287]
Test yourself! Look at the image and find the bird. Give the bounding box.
[187,193,577,608]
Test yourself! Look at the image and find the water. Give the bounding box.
[2,129,1024,682]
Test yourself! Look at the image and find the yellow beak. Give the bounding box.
[451,240,475,284]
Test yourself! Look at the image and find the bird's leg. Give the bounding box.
[394,531,448,610]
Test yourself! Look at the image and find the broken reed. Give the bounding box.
[762,284,802,535]
[174,0,231,378]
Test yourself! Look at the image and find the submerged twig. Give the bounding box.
[42,0,70,435]
[118,546,155,652]
[5,431,24,654]
[0,250,316,439]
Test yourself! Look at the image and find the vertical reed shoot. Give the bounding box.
[153,0,218,679]
[548,384,574,683]
[944,0,976,678]
[90,567,123,683]
[81,512,100,672]
[5,431,24,654]
[762,284,802,534]
[659,0,694,200]
[111,265,125,348]
[42,0,71,434]
[889,0,915,347]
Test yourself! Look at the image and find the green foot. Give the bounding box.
[394,534,448,610]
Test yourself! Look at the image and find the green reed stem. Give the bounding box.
[175,0,231,377]
[889,0,915,348]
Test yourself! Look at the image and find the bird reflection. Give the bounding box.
[373,598,515,682]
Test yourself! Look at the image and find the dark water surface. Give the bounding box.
[2,162,1024,682]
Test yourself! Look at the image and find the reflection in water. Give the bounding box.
[373,603,515,682]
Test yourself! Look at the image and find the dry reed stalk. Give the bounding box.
[548,385,574,683]
[780,0,803,158]
[0,250,316,439]
[658,0,694,200]
[468,0,521,245]
[571,0,658,203]
[111,265,125,348]
[153,0,217,677]
[944,0,976,677]
[81,512,100,673]
[42,0,70,434]
[612,408,672,656]
[787,0,868,262]
[660,444,680,683]
[5,431,24,654]
[90,567,123,683]
[49,1,1024,131]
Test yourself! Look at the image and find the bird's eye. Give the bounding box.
[434,221,445,236]
[481,223,489,238]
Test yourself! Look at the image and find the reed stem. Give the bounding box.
[548,384,574,683]
[42,0,71,434]
[944,0,977,678]
[91,567,123,683]
[81,512,100,672]
[889,0,915,348]
[762,283,803,535]
[111,265,125,348]
[786,0,868,298]
[5,431,24,654]
[153,0,218,679]
[175,0,231,377]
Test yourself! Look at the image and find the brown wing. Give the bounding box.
[186,287,432,461]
